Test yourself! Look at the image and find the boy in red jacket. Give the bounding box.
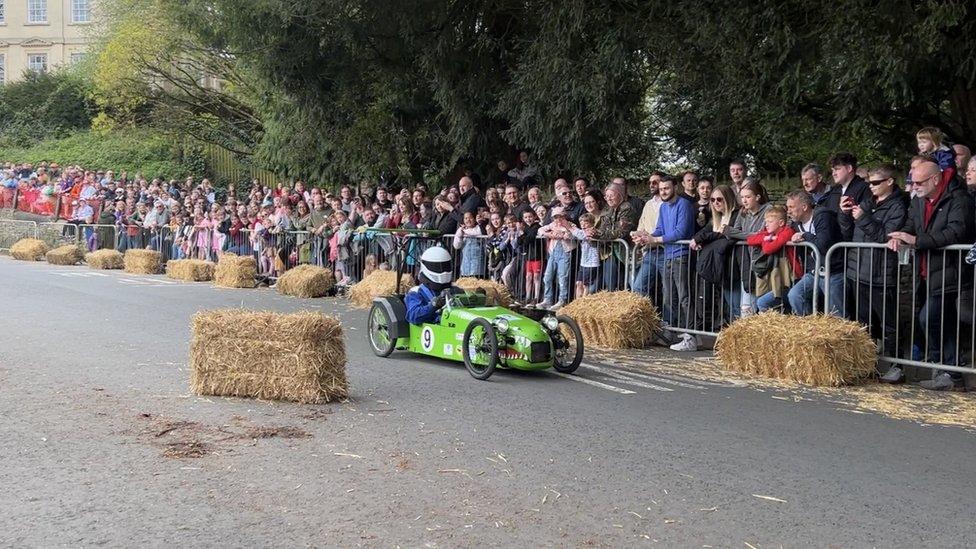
[746,206,802,312]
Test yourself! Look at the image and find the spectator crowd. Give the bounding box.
[4,128,976,390]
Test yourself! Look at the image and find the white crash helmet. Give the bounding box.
[419,246,453,285]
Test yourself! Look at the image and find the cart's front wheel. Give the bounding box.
[367,302,396,357]
[462,317,498,380]
[552,315,584,373]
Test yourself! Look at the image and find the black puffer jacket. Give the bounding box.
[902,180,976,294]
[693,210,740,284]
[838,187,909,286]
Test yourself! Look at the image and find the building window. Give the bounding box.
[0,0,6,24]
[71,0,89,23]
[28,53,47,74]
[0,55,5,84]
[70,52,86,64]
[27,0,46,23]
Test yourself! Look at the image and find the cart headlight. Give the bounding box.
[494,318,510,333]
[542,316,559,331]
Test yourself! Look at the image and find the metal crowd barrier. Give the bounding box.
[76,224,120,252]
[632,240,821,338]
[37,222,79,250]
[824,242,975,375]
[0,219,39,252]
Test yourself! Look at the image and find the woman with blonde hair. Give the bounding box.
[678,184,741,346]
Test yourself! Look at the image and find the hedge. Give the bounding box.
[0,129,203,179]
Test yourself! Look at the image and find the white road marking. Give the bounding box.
[582,361,742,388]
[550,371,635,395]
[580,364,675,392]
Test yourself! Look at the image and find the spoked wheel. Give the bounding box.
[552,315,584,373]
[462,317,498,380]
[367,302,396,357]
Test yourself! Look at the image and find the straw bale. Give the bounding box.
[189,309,347,403]
[559,291,661,349]
[86,249,124,270]
[10,238,49,261]
[455,277,513,307]
[45,244,84,265]
[124,249,163,274]
[167,259,216,282]
[214,253,257,288]
[348,270,414,308]
[714,312,877,387]
[277,264,335,298]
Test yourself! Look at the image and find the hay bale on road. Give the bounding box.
[124,249,162,274]
[167,259,215,282]
[277,264,335,298]
[86,249,124,270]
[455,277,513,307]
[46,244,84,265]
[560,291,661,349]
[348,270,414,308]
[190,309,347,403]
[10,238,49,261]
[214,253,256,288]
[714,312,877,387]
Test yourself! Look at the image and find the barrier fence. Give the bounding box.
[824,243,975,376]
[0,219,38,252]
[4,212,975,375]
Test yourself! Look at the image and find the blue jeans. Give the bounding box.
[788,272,844,316]
[602,256,625,291]
[543,246,571,303]
[632,248,665,298]
[919,292,960,366]
[756,291,782,312]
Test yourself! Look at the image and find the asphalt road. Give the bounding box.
[1,256,974,547]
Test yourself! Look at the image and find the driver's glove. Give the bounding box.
[432,294,446,309]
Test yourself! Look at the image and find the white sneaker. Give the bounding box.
[549,301,565,311]
[536,300,553,310]
[669,333,699,352]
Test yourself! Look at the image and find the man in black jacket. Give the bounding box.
[826,152,871,220]
[456,177,485,216]
[838,165,908,368]
[887,158,976,389]
[785,190,845,316]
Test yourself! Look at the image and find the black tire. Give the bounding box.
[367,302,396,357]
[462,317,498,380]
[552,315,584,374]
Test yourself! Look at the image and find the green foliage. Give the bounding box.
[0,130,199,178]
[651,0,976,174]
[0,71,95,148]
[90,0,261,157]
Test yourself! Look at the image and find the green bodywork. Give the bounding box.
[394,295,554,370]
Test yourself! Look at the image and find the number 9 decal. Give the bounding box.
[422,326,434,351]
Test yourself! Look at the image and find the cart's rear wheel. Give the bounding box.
[367,302,396,357]
[552,315,584,373]
[462,317,498,380]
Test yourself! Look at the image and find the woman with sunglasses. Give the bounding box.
[687,185,741,333]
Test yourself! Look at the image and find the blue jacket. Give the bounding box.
[651,197,696,259]
[405,284,440,325]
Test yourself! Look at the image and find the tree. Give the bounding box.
[0,70,95,147]
[91,0,262,156]
[649,0,976,174]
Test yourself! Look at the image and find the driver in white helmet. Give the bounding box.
[405,246,460,324]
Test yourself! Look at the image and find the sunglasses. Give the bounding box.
[867,178,891,186]
[710,197,725,203]
[909,174,936,185]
